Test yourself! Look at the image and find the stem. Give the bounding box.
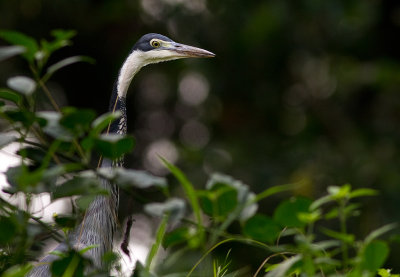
[338,199,349,269]
[145,214,169,272]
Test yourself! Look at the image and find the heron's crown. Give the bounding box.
[131,33,174,53]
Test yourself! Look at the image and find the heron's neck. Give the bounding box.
[116,50,147,98]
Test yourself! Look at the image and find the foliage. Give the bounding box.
[0,31,398,277]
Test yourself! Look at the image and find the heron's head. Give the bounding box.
[130,33,215,66]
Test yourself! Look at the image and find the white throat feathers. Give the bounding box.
[116,50,183,97]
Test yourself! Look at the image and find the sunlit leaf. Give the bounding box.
[327,184,352,200]
[36,111,73,140]
[1,264,33,277]
[98,167,167,189]
[243,214,281,243]
[349,188,379,199]
[0,133,16,149]
[265,255,302,277]
[144,198,185,223]
[7,76,36,96]
[0,45,25,62]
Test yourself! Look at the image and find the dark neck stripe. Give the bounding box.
[108,82,127,135]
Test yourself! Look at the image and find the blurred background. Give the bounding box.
[1,0,400,272]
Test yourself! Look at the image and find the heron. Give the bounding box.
[28,33,215,276]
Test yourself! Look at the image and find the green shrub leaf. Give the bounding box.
[361,241,389,271]
[0,30,38,62]
[274,197,312,228]
[91,134,135,159]
[243,214,281,243]
[0,216,17,244]
[0,89,22,104]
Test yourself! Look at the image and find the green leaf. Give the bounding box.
[75,194,97,210]
[144,198,185,223]
[39,30,76,60]
[60,107,96,136]
[199,183,238,220]
[51,29,77,41]
[7,76,36,95]
[378,268,400,277]
[361,241,389,271]
[0,133,16,149]
[51,251,85,277]
[92,134,135,159]
[243,214,281,243]
[327,184,352,200]
[253,183,296,203]
[349,188,379,199]
[265,255,302,277]
[310,195,332,211]
[54,214,77,229]
[43,56,95,82]
[1,264,33,277]
[145,214,169,272]
[273,197,312,228]
[0,45,25,62]
[0,216,17,244]
[98,167,167,189]
[102,251,119,267]
[206,173,258,221]
[0,30,38,62]
[53,176,104,199]
[365,223,397,245]
[36,111,73,140]
[163,227,191,248]
[90,111,122,135]
[0,89,22,104]
[325,203,361,220]
[320,227,355,244]
[160,157,203,227]
[3,107,36,127]
[297,210,321,224]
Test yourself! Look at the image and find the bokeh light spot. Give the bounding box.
[178,71,209,106]
[179,120,210,149]
[144,139,178,175]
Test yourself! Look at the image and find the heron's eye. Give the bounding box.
[151,40,161,48]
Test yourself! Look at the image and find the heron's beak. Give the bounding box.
[170,42,215,58]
